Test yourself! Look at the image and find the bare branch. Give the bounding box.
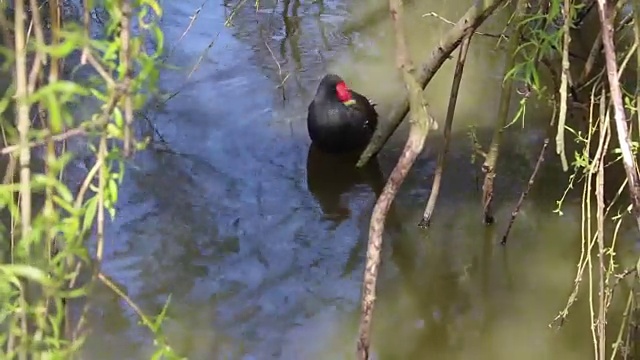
[356,0,509,168]
[120,0,133,156]
[420,32,472,227]
[595,0,640,233]
[357,0,436,357]
[15,0,33,245]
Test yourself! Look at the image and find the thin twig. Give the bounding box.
[594,96,610,360]
[419,32,472,228]
[97,272,160,334]
[84,51,116,88]
[96,137,105,263]
[80,0,92,64]
[501,104,557,245]
[120,0,133,156]
[74,159,102,209]
[577,1,626,88]
[3,127,84,155]
[69,3,134,337]
[187,32,221,80]
[140,112,168,143]
[0,88,125,155]
[264,40,289,101]
[26,0,46,97]
[422,12,506,39]
[178,1,207,46]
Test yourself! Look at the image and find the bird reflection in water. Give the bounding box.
[305,144,385,224]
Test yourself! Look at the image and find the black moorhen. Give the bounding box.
[307,74,378,154]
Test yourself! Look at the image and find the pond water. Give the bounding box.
[80,0,639,359]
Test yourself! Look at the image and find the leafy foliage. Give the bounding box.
[0,0,181,358]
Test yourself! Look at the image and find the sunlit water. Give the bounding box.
[81,1,639,359]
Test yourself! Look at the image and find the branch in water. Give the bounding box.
[357,0,436,358]
[419,32,473,228]
[356,0,509,168]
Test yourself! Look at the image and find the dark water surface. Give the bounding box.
[82,1,639,359]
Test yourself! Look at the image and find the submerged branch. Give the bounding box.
[502,105,557,245]
[356,0,509,168]
[419,32,473,228]
[480,0,526,224]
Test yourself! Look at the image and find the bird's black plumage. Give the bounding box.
[307,74,378,154]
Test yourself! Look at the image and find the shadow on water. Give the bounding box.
[80,0,640,359]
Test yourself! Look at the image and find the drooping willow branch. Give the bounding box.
[0,87,127,156]
[120,0,134,156]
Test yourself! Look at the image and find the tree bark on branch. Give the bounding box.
[595,0,640,232]
[356,0,438,358]
[356,0,509,168]
[480,0,525,225]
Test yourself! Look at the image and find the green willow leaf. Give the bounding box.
[82,195,99,234]
[113,107,124,127]
[108,177,118,204]
[0,265,54,287]
[47,93,64,133]
[40,37,81,58]
[107,122,123,138]
[141,0,163,17]
[30,81,89,104]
